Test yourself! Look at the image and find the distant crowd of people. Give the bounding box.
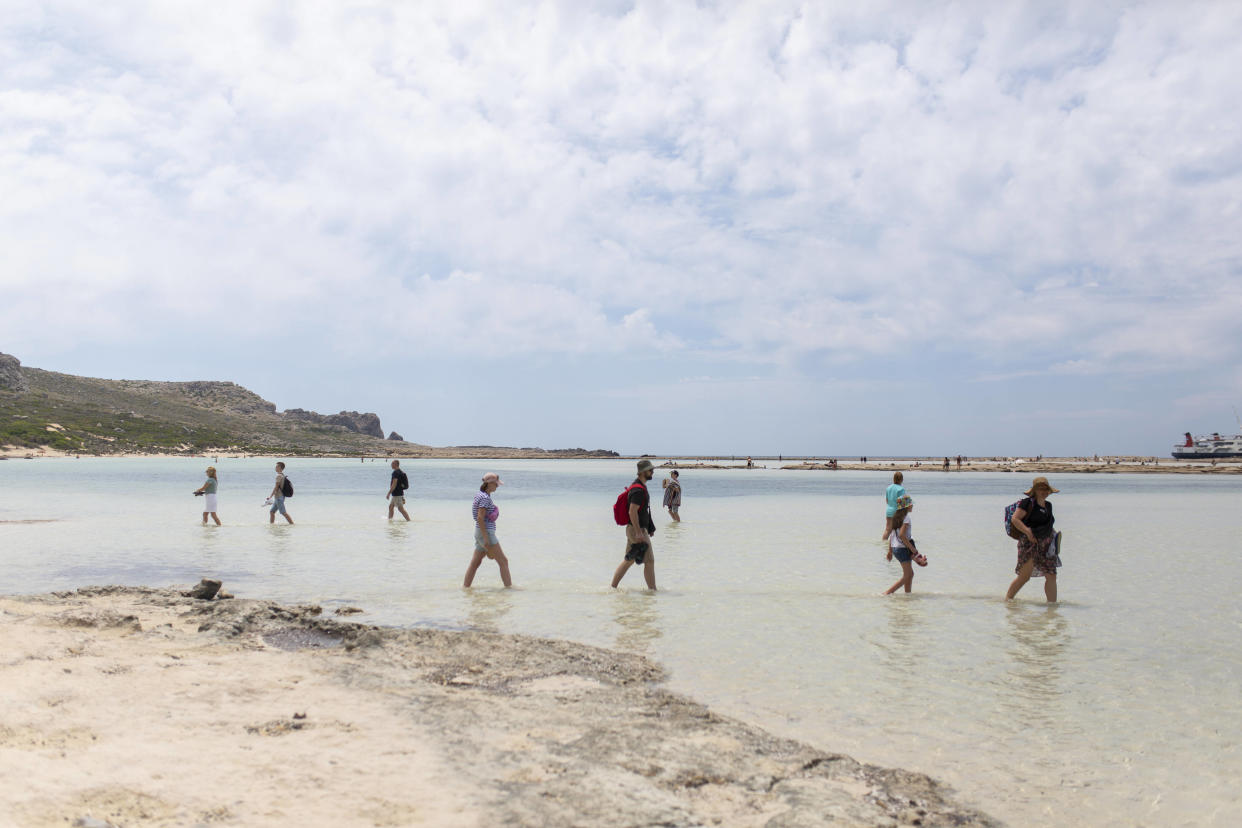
[193,461,1063,601]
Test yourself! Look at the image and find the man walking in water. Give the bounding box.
[612,459,657,590]
[387,459,411,521]
[268,462,293,525]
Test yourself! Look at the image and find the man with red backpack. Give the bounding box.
[611,459,658,590]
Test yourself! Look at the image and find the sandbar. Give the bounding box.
[0,587,997,827]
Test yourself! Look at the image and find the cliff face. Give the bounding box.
[284,409,384,438]
[0,353,29,393]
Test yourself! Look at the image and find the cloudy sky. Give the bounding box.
[3,1,1240,456]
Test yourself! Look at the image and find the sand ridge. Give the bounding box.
[0,587,997,827]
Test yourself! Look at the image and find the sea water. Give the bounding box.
[1,457,1239,826]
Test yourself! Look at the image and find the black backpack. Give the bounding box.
[397,470,409,490]
[282,476,294,498]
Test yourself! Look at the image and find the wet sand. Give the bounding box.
[0,586,997,827]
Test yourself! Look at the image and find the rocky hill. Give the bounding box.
[0,353,617,458]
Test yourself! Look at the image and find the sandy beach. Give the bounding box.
[0,586,996,827]
[5,445,1240,475]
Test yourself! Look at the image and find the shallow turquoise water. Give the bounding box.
[2,457,1239,825]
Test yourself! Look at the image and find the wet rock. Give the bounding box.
[343,629,385,651]
[334,606,364,615]
[54,609,142,632]
[182,579,222,600]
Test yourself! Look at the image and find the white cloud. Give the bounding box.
[2,0,1241,380]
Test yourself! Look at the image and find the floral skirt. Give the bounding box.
[1016,533,1061,578]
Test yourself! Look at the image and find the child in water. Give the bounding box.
[884,494,927,595]
[882,471,906,540]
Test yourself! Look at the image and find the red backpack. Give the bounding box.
[612,483,645,525]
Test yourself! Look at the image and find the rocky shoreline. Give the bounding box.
[1,586,998,827]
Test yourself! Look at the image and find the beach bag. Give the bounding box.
[1003,499,1022,538]
[282,476,294,498]
[613,483,644,525]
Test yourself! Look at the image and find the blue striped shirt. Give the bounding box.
[472,491,498,530]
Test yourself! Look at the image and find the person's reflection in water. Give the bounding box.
[611,592,662,654]
[1002,603,1070,729]
[265,523,295,579]
[464,587,513,633]
[381,520,410,570]
[877,597,925,699]
[197,519,223,570]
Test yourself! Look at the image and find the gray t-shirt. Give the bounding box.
[204,478,217,494]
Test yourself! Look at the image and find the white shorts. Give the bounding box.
[203,493,218,512]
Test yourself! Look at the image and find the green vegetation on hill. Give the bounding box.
[0,362,411,456]
[0,354,619,458]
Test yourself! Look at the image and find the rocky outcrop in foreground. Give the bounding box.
[0,586,997,828]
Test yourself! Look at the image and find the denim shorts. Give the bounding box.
[891,546,912,563]
[474,527,499,551]
[270,496,286,515]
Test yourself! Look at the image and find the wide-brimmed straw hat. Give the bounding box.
[481,472,503,486]
[1024,476,1059,496]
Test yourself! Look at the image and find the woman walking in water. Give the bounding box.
[661,470,682,522]
[1006,476,1061,602]
[193,466,221,525]
[464,472,512,588]
[884,494,926,595]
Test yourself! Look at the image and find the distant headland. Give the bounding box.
[0,352,618,459]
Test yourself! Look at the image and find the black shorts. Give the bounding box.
[625,541,649,564]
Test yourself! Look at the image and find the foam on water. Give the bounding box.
[2,456,1239,825]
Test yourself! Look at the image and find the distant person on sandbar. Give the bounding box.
[268,462,294,524]
[884,494,926,595]
[464,472,511,587]
[661,470,682,522]
[612,460,657,590]
[1006,477,1061,602]
[746,456,754,468]
[193,466,221,525]
[882,471,906,540]
[387,460,411,521]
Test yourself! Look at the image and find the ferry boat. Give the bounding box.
[1172,431,1242,459]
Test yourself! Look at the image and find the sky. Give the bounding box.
[3,1,1241,457]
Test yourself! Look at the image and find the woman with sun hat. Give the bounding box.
[1006,476,1062,602]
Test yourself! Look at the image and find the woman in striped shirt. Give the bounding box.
[463,472,512,587]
